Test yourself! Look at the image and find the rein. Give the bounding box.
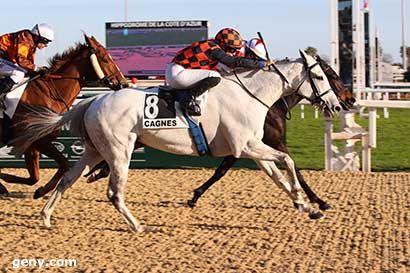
[232,61,332,111]
[37,47,117,112]
[44,75,72,111]
[280,97,292,120]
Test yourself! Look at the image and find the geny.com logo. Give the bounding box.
[12,258,77,269]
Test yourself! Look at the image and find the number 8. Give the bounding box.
[145,95,159,118]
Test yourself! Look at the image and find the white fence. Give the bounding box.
[325,83,410,172]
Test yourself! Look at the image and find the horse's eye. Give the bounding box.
[315,75,323,80]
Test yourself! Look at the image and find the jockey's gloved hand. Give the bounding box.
[36,66,50,77]
[264,59,276,68]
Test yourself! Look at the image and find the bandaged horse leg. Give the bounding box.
[42,148,102,227]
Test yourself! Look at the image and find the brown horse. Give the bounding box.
[0,34,128,198]
[187,56,355,211]
[84,56,355,216]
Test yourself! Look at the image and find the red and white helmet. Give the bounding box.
[31,23,54,42]
[246,38,267,60]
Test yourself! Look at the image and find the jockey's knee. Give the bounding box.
[10,69,25,84]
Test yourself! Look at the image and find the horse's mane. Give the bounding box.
[221,58,301,79]
[47,42,88,71]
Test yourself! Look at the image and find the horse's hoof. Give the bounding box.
[41,212,52,228]
[0,184,9,195]
[33,187,45,199]
[293,202,309,212]
[86,175,97,183]
[309,211,325,220]
[318,202,331,211]
[131,225,144,233]
[187,199,196,208]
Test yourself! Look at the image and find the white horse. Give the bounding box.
[14,50,341,232]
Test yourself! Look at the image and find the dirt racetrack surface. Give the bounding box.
[0,168,409,273]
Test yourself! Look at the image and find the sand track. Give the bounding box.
[0,168,409,272]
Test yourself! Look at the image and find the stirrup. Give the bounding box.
[185,101,201,116]
[0,96,6,111]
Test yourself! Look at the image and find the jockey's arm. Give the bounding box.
[210,48,266,69]
[15,32,37,73]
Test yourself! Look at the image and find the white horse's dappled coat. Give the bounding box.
[13,50,341,231]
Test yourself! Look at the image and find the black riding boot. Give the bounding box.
[0,77,16,95]
[0,77,16,109]
[182,77,221,116]
[2,113,12,145]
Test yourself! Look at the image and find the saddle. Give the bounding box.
[146,87,210,156]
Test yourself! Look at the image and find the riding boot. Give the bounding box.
[2,113,12,145]
[0,77,16,109]
[182,77,221,116]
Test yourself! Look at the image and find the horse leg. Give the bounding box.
[239,139,312,215]
[83,160,110,183]
[105,138,142,232]
[0,149,40,186]
[273,140,331,211]
[107,161,143,232]
[187,155,238,208]
[83,142,142,183]
[295,167,331,211]
[0,182,8,194]
[41,148,102,227]
[33,141,69,199]
[255,160,324,219]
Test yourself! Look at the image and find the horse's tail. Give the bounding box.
[11,96,99,157]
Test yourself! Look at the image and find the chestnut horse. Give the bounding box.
[187,56,355,211]
[0,34,128,198]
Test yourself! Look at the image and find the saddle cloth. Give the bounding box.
[142,87,208,129]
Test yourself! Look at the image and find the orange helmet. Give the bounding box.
[215,28,243,51]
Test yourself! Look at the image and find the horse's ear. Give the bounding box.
[84,34,92,47]
[299,49,308,61]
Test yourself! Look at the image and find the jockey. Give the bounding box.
[166,27,274,116]
[244,38,269,60]
[0,23,54,100]
[219,37,270,73]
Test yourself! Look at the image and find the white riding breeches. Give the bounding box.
[0,58,26,83]
[165,63,221,89]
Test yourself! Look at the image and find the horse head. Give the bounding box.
[296,49,342,116]
[83,34,128,90]
[316,55,356,110]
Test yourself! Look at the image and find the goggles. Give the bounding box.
[39,37,51,45]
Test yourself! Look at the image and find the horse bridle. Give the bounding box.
[34,46,121,111]
[88,48,123,89]
[292,61,332,107]
[233,60,332,110]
